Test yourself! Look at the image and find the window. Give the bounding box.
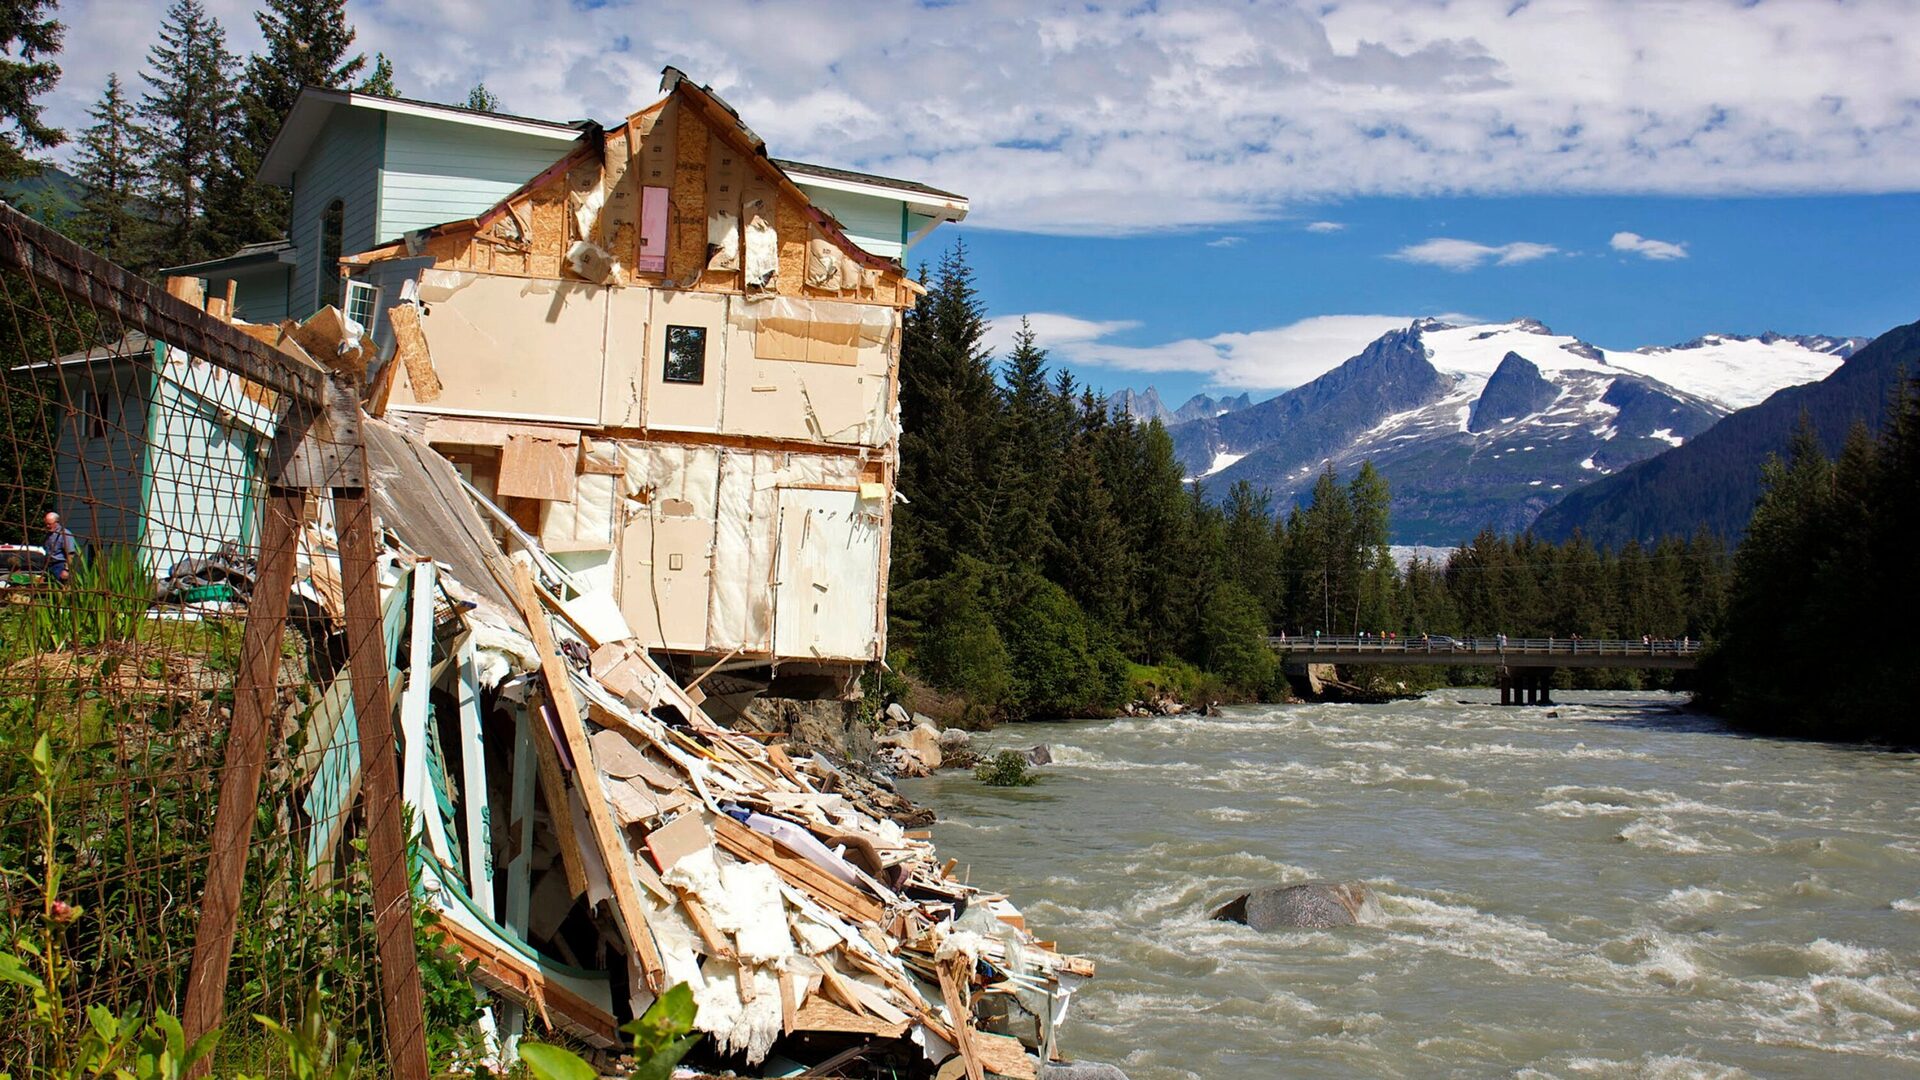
[81,388,107,440]
[344,280,382,339]
[663,325,706,384]
[318,199,345,310]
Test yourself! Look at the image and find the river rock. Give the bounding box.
[1213,882,1378,930]
[1018,743,1053,766]
[1041,1064,1132,1080]
[938,727,972,753]
[884,702,913,730]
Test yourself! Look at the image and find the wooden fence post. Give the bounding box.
[336,481,431,1080]
[180,486,305,1056]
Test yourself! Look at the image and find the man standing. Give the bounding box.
[43,511,77,584]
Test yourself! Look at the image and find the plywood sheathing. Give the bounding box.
[775,197,807,297]
[702,126,744,290]
[670,103,708,288]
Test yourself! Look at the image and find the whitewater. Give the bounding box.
[904,693,1920,1079]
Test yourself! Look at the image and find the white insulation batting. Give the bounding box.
[539,472,617,548]
[621,443,720,519]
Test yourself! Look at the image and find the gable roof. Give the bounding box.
[258,87,585,187]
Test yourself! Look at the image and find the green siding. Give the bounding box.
[225,264,293,325]
[804,186,909,259]
[289,109,383,321]
[377,114,575,242]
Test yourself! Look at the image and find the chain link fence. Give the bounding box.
[0,204,434,1077]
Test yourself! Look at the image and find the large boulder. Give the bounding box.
[1213,882,1379,930]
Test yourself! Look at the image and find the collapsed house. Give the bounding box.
[59,70,1079,1077]
[275,413,1090,1076]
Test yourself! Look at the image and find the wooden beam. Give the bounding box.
[432,915,620,1049]
[0,202,326,403]
[530,694,589,900]
[510,561,668,993]
[181,487,304,1067]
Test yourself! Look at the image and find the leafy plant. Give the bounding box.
[974,749,1037,787]
[241,984,362,1080]
[519,981,699,1080]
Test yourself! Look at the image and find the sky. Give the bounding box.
[33,0,1920,404]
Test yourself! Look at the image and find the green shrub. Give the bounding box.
[997,572,1127,718]
[974,750,1037,787]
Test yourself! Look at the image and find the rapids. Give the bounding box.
[901,692,1920,1078]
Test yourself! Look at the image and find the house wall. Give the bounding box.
[290,109,383,321]
[138,352,277,575]
[377,114,577,243]
[51,357,151,552]
[224,263,294,325]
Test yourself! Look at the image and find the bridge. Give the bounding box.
[1266,635,1702,705]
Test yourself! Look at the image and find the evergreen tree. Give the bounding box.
[137,0,240,265]
[994,319,1060,568]
[1347,461,1395,633]
[69,74,151,267]
[217,0,367,247]
[466,83,501,112]
[0,0,63,179]
[358,52,398,96]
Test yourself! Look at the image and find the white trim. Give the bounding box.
[339,93,580,140]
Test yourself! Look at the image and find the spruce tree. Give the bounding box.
[137,0,240,265]
[359,52,398,96]
[218,0,367,246]
[0,0,63,179]
[995,319,1060,567]
[70,74,151,267]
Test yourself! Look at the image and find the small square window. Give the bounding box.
[344,280,383,339]
[663,325,706,384]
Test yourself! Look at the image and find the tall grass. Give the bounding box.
[8,545,154,657]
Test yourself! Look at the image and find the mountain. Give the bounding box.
[1534,318,1920,547]
[0,164,84,225]
[1111,387,1253,425]
[1174,318,1862,545]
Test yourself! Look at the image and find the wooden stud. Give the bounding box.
[530,694,590,900]
[455,638,494,916]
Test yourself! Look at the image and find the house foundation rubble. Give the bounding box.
[290,414,1093,1077]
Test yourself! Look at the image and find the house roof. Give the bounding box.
[161,239,297,277]
[772,158,968,209]
[11,332,152,373]
[258,87,586,187]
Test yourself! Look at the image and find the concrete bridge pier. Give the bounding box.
[1537,670,1556,707]
[1498,669,1513,706]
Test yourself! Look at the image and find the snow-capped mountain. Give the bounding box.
[1173,319,1865,545]
[1111,387,1253,426]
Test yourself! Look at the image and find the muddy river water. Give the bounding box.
[900,692,1920,1078]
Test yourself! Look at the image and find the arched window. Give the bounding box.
[318,199,345,310]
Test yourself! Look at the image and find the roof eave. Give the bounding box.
[258,87,582,187]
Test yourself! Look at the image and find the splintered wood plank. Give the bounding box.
[790,997,908,1039]
[711,814,884,924]
[938,954,985,1080]
[511,562,666,992]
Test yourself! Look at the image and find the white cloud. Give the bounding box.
[1610,231,1690,260]
[35,1,1920,236]
[1305,221,1346,233]
[1000,312,1421,390]
[1391,238,1559,270]
[1206,235,1244,247]
[983,313,1140,358]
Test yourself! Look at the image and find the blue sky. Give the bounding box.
[40,1,1920,405]
[962,191,1920,403]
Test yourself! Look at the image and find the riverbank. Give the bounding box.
[900,691,1920,1079]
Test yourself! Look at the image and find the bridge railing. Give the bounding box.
[1266,634,1704,658]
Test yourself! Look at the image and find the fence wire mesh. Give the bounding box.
[0,210,435,1076]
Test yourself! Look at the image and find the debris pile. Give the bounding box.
[291,418,1092,1078]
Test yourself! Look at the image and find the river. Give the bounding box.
[899,692,1920,1079]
